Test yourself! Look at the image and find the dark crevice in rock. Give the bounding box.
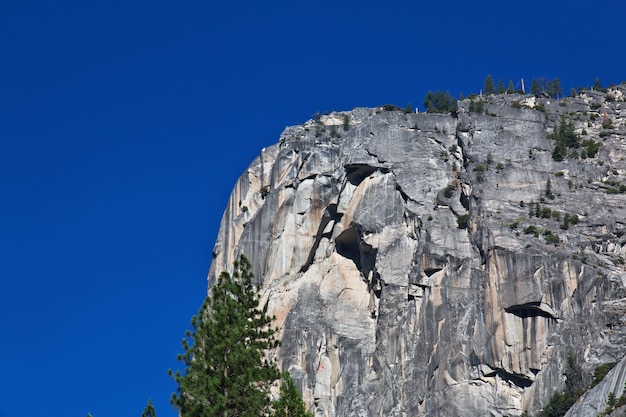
[505,302,558,320]
[299,173,318,181]
[365,147,389,164]
[335,227,362,270]
[455,126,471,170]
[325,203,341,223]
[373,286,382,299]
[334,225,380,291]
[459,189,470,211]
[345,163,388,186]
[300,205,339,273]
[493,367,534,388]
[424,267,442,277]
[395,183,412,204]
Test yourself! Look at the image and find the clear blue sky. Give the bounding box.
[1,1,624,416]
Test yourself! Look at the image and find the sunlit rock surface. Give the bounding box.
[208,85,626,416]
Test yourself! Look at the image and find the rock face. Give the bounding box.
[208,85,626,416]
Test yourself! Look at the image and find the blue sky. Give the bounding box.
[1,1,624,416]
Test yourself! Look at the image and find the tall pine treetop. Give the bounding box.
[170,254,281,417]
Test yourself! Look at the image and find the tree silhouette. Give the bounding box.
[141,399,157,417]
[507,80,515,93]
[423,91,457,113]
[484,74,495,94]
[552,78,562,98]
[531,78,541,95]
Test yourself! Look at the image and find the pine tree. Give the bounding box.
[272,373,313,417]
[423,91,457,114]
[484,74,495,94]
[531,78,540,95]
[170,254,281,417]
[594,77,602,90]
[552,77,562,98]
[497,79,505,93]
[544,78,553,97]
[507,80,515,93]
[142,399,157,417]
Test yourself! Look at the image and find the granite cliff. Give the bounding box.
[208,84,626,416]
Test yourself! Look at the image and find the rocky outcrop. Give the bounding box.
[565,355,626,417]
[208,85,626,416]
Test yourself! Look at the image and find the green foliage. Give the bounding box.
[473,163,486,182]
[551,77,563,98]
[457,214,469,229]
[142,399,157,417]
[170,255,281,417]
[546,232,560,244]
[604,181,626,194]
[423,91,457,113]
[594,77,603,91]
[497,79,505,93]
[271,373,313,417]
[531,78,541,95]
[565,351,584,394]
[539,391,576,417]
[582,139,600,158]
[524,225,538,235]
[540,207,553,218]
[550,117,581,161]
[468,99,484,113]
[342,115,350,131]
[591,363,616,388]
[484,74,495,94]
[381,104,402,111]
[507,80,515,93]
[561,213,576,230]
[443,183,456,198]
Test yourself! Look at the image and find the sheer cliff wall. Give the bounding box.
[208,86,626,416]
